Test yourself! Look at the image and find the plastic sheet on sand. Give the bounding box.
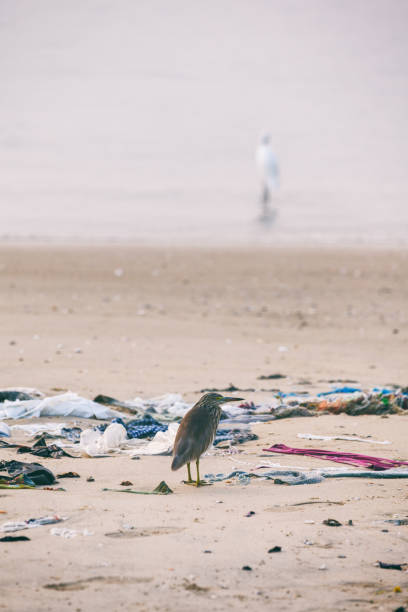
[0,393,125,420]
[78,422,179,457]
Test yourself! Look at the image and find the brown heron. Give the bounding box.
[171,393,244,486]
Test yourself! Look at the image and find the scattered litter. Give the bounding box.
[0,460,55,487]
[323,519,342,527]
[44,575,151,591]
[263,444,408,470]
[183,580,209,592]
[385,519,408,526]
[0,392,125,420]
[257,374,286,380]
[132,423,179,456]
[50,528,93,538]
[87,476,95,482]
[242,565,252,571]
[347,519,353,526]
[0,435,77,459]
[204,468,408,486]
[60,426,82,443]
[268,546,282,553]
[130,393,190,419]
[98,415,169,440]
[0,388,43,402]
[57,472,80,479]
[10,422,74,439]
[103,481,173,495]
[319,564,327,571]
[304,520,315,524]
[297,433,391,445]
[0,423,10,437]
[291,500,344,506]
[79,423,127,457]
[318,387,361,395]
[120,481,133,486]
[0,535,30,542]
[245,511,255,517]
[377,561,408,571]
[93,395,142,417]
[105,525,182,538]
[0,515,65,533]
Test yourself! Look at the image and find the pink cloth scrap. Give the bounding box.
[263,444,408,471]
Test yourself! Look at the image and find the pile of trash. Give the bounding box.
[0,386,406,463]
[1,386,407,493]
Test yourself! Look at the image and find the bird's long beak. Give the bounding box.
[220,396,244,403]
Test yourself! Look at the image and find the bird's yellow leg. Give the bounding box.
[196,459,200,486]
[183,462,194,484]
[194,458,211,487]
[187,462,193,483]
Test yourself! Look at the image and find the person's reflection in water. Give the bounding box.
[258,206,278,227]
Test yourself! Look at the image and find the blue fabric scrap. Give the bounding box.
[317,386,362,396]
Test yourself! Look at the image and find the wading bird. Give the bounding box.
[171,393,244,486]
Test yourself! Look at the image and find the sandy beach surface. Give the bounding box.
[0,245,407,612]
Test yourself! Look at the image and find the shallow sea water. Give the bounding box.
[1,0,407,246]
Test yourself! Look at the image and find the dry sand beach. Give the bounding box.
[0,245,407,612]
[1,1,408,610]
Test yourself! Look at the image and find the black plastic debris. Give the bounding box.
[242,565,252,571]
[245,511,256,517]
[17,435,76,459]
[257,374,286,380]
[93,394,141,416]
[377,561,407,571]
[1,437,75,459]
[86,476,95,482]
[0,460,55,486]
[57,472,80,479]
[323,519,342,527]
[0,391,36,402]
[0,535,30,542]
[268,546,282,553]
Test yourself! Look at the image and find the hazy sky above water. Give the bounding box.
[1,0,407,246]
